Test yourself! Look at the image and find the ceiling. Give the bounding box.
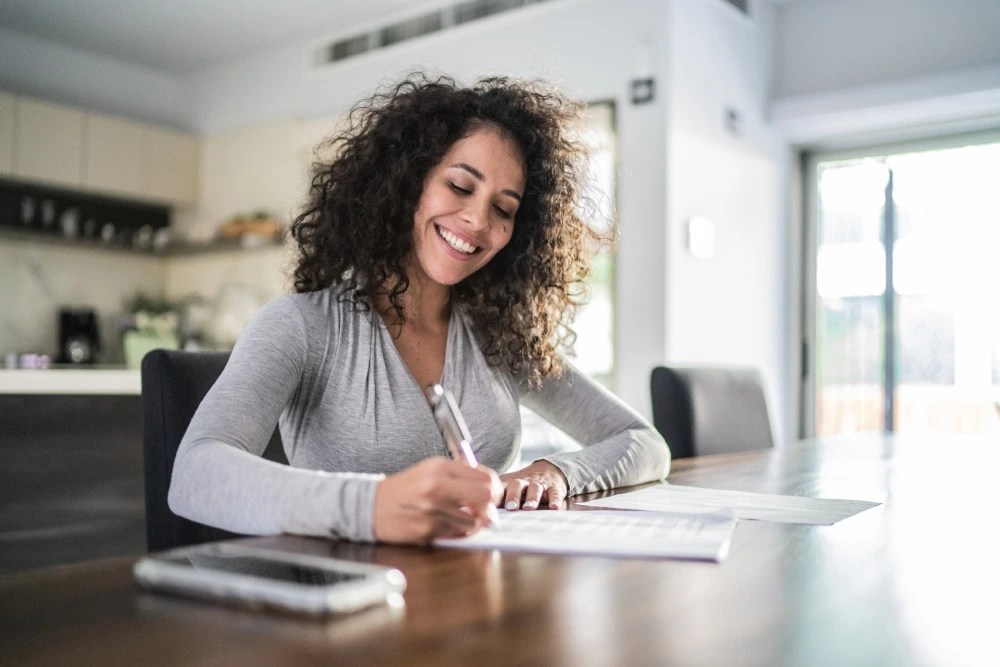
[0,0,449,74]
[0,0,812,75]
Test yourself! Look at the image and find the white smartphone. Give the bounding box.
[133,542,406,616]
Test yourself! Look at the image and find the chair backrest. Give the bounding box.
[650,365,774,459]
[140,349,286,551]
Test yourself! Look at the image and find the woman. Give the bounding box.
[168,74,670,545]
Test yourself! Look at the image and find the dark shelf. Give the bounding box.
[0,226,285,257]
[0,178,285,257]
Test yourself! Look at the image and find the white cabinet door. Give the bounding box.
[0,91,14,176]
[83,113,145,198]
[14,97,84,188]
[144,126,199,206]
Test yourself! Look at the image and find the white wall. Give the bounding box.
[773,0,1000,98]
[770,0,1000,146]
[664,0,789,442]
[0,26,191,130]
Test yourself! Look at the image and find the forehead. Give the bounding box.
[442,128,525,184]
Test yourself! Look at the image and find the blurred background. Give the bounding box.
[1,0,998,571]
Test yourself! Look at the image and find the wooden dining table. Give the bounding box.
[2,434,997,666]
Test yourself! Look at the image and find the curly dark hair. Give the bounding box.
[290,72,609,386]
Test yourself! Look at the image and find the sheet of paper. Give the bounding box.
[434,509,736,562]
[578,483,880,525]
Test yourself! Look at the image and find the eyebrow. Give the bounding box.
[451,162,522,202]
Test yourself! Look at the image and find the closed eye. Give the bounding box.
[449,182,472,195]
[493,205,513,219]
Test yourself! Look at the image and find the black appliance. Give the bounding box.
[58,308,101,364]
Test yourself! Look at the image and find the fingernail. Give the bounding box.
[523,500,538,509]
[505,501,518,510]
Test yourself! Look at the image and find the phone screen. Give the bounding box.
[161,553,366,587]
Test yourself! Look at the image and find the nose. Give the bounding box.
[461,197,490,230]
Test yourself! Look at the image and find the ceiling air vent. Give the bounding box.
[320,0,553,65]
[721,0,749,16]
[455,0,537,24]
[380,12,443,48]
[328,33,370,62]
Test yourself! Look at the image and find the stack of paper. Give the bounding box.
[434,509,736,562]
[578,483,880,525]
[434,484,879,562]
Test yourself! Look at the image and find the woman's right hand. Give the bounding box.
[373,457,501,544]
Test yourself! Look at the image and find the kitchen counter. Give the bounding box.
[0,367,141,394]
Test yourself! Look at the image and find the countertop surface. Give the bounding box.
[0,367,141,394]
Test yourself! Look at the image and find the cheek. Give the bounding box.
[491,224,515,255]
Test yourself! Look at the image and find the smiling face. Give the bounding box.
[409,126,526,290]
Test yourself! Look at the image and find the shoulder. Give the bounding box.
[260,283,364,327]
[237,286,362,369]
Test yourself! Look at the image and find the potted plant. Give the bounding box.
[122,292,180,368]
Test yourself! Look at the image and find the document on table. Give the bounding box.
[434,509,736,562]
[578,483,879,525]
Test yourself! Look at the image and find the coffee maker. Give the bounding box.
[58,308,101,364]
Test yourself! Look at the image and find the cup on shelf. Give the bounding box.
[82,218,98,238]
[152,227,171,252]
[40,199,56,229]
[133,225,154,250]
[20,196,35,226]
[60,208,80,238]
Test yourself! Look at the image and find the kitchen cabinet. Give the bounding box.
[84,116,199,206]
[0,91,13,176]
[1,90,199,207]
[14,97,85,189]
[143,126,199,206]
[83,113,145,199]
[0,393,145,574]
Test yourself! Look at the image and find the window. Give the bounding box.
[807,137,1000,436]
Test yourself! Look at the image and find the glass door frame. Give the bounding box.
[800,128,1000,437]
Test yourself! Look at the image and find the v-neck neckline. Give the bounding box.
[375,302,456,400]
[374,303,465,460]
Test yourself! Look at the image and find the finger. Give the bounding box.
[485,469,504,505]
[503,478,529,510]
[443,464,504,508]
[437,477,500,526]
[403,503,479,538]
[436,480,493,523]
[545,486,566,510]
[419,467,494,506]
[522,481,546,510]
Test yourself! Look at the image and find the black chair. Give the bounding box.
[140,349,287,551]
[650,365,774,459]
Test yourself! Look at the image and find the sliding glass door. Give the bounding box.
[806,136,1000,436]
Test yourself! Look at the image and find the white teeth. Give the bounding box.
[437,226,477,254]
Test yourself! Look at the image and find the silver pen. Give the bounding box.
[426,384,502,529]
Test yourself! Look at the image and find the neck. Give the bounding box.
[375,272,451,331]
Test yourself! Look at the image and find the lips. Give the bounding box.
[435,224,481,256]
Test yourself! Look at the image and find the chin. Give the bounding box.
[426,268,470,287]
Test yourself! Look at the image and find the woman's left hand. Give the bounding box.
[498,460,569,510]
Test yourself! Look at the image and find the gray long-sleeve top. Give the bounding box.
[168,284,671,542]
